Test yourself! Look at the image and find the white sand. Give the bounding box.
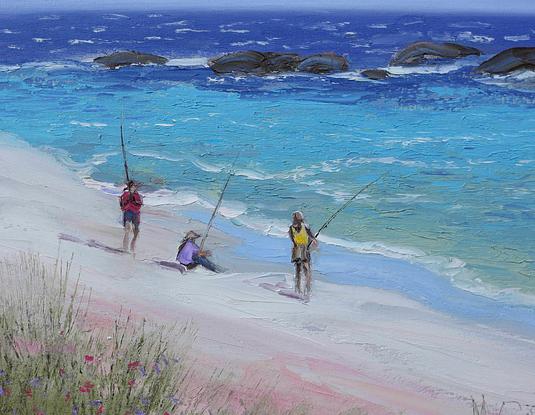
[1,137,534,414]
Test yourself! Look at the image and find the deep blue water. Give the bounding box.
[0,10,534,319]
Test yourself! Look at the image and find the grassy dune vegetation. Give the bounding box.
[0,254,369,415]
[0,254,515,415]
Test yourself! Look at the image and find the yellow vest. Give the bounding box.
[292,225,309,246]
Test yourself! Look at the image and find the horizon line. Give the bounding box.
[2,4,535,16]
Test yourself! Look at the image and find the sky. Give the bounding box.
[2,0,535,13]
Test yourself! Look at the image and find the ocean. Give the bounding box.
[0,10,534,325]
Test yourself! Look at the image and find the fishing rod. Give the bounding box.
[199,154,240,251]
[312,174,385,241]
[120,112,130,183]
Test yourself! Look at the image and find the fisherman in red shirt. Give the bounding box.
[119,180,143,252]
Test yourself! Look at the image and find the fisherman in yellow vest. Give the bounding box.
[289,211,318,297]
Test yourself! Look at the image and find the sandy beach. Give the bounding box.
[1,136,535,415]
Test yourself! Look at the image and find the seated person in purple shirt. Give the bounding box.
[176,230,221,273]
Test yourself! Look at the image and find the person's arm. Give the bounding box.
[133,193,143,206]
[177,241,186,255]
[306,226,318,246]
[119,193,127,209]
[289,226,297,247]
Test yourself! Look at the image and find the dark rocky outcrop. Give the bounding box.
[476,47,535,74]
[208,50,266,74]
[297,53,349,74]
[208,51,349,75]
[361,69,391,80]
[264,52,301,73]
[390,42,481,66]
[94,51,168,69]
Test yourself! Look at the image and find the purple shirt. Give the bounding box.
[177,240,200,265]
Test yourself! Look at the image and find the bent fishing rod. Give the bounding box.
[199,154,240,251]
[311,174,386,244]
[120,112,130,183]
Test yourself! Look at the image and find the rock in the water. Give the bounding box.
[208,50,267,74]
[94,51,168,69]
[264,52,301,73]
[361,69,390,80]
[208,50,348,75]
[476,47,535,74]
[297,53,349,74]
[390,42,481,66]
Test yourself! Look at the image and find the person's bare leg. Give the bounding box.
[303,261,312,297]
[123,222,131,252]
[130,226,139,254]
[294,262,302,294]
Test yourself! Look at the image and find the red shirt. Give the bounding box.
[120,191,143,214]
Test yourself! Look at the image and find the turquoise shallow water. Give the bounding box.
[0,11,534,309]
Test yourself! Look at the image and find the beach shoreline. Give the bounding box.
[1,136,535,414]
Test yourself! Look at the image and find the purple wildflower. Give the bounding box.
[134,410,145,415]
[71,406,78,415]
[140,397,150,406]
[0,385,4,396]
[90,400,103,407]
[29,377,41,388]
[153,362,161,374]
[0,370,6,377]
[168,396,180,405]
[138,366,146,377]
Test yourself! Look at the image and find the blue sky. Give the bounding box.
[3,0,535,13]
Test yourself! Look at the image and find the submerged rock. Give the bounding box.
[94,51,168,69]
[361,69,391,80]
[208,50,348,75]
[390,42,481,66]
[476,47,535,74]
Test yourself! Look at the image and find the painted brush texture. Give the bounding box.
[0,11,534,326]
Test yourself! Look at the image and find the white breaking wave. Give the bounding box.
[129,150,182,163]
[304,20,350,32]
[144,36,162,40]
[1,29,18,34]
[456,31,494,43]
[70,121,107,128]
[388,59,477,75]
[504,34,530,42]
[403,19,424,26]
[449,21,491,29]
[220,28,250,33]
[368,23,388,29]
[166,57,209,68]
[175,28,208,33]
[328,71,375,82]
[230,40,269,47]
[39,15,60,20]
[92,26,107,33]
[32,38,51,43]
[0,64,20,72]
[68,39,95,45]
[102,13,129,20]
[475,69,535,92]
[160,20,188,26]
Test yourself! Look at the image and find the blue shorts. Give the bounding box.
[123,211,140,230]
